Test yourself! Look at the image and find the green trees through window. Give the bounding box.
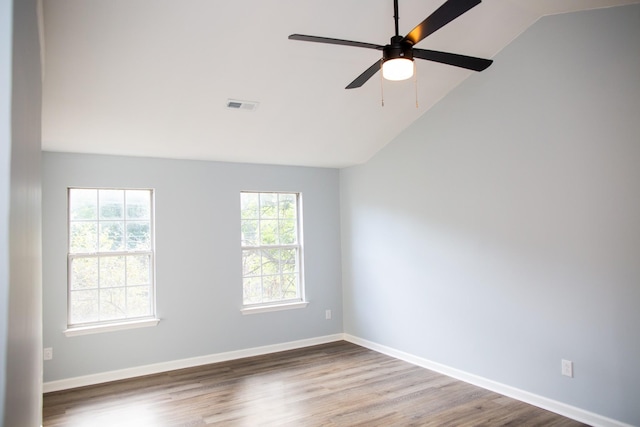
[241,192,303,306]
[68,188,155,326]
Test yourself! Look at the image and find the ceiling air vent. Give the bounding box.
[226,99,259,112]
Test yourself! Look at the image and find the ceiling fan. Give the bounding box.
[289,0,493,89]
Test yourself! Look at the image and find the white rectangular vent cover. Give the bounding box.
[226,99,259,112]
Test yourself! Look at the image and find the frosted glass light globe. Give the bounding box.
[382,58,414,81]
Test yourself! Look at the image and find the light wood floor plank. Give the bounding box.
[43,341,587,426]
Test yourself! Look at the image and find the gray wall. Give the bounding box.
[42,153,342,382]
[1,0,43,425]
[0,0,10,418]
[340,5,640,425]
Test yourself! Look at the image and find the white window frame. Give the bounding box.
[240,191,307,314]
[65,187,158,336]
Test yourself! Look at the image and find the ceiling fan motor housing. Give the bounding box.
[383,35,414,62]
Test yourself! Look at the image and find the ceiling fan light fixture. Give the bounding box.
[382,58,414,81]
[289,0,493,89]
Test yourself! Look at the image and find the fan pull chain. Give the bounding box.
[414,62,419,109]
[380,62,385,107]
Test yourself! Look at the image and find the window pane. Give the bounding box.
[279,194,296,219]
[262,275,282,302]
[70,189,97,220]
[99,288,126,321]
[241,193,259,219]
[261,249,280,276]
[70,290,99,324]
[243,277,262,305]
[242,250,261,277]
[99,189,124,220]
[71,257,98,290]
[281,248,297,274]
[126,255,150,285]
[260,193,278,219]
[260,220,278,245]
[70,222,98,253]
[126,221,150,251]
[100,256,125,288]
[279,220,297,244]
[282,274,298,298]
[241,220,259,246]
[99,221,124,251]
[127,286,151,317]
[126,190,150,219]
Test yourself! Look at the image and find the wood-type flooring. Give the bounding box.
[43,341,587,426]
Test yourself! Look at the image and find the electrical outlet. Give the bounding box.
[43,347,53,361]
[561,359,573,377]
[325,309,332,320]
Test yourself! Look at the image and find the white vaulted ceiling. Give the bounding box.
[41,0,640,168]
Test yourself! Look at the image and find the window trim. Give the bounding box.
[240,301,309,315]
[66,187,158,331]
[64,317,160,337]
[240,191,306,309]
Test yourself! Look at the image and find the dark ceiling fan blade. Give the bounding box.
[346,59,383,89]
[288,34,383,50]
[413,48,492,71]
[403,0,481,46]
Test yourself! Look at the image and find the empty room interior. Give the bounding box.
[2,0,640,425]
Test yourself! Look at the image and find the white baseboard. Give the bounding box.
[343,334,632,427]
[43,333,344,393]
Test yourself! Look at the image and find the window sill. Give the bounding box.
[241,301,309,315]
[64,318,160,337]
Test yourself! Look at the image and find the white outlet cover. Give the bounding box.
[561,359,573,377]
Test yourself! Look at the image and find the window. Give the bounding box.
[240,192,304,308]
[67,188,156,329]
